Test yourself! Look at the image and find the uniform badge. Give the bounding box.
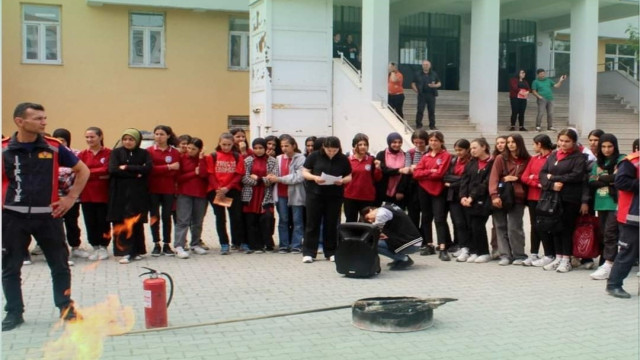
[365,164,372,171]
[38,152,52,159]
[165,156,172,163]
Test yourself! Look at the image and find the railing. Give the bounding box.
[339,52,362,82]
[378,95,413,134]
[602,60,638,81]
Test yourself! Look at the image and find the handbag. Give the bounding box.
[535,191,563,233]
[517,89,529,99]
[466,198,492,217]
[494,157,515,211]
[572,215,602,259]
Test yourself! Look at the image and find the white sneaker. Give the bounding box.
[556,259,572,273]
[454,247,468,260]
[498,257,511,266]
[119,255,131,264]
[457,250,470,262]
[490,249,500,260]
[98,247,109,260]
[474,254,491,263]
[543,257,561,271]
[302,256,313,263]
[590,263,612,280]
[23,259,33,265]
[523,254,540,266]
[329,255,335,262]
[533,256,554,267]
[465,254,478,263]
[71,247,90,259]
[512,258,525,266]
[175,247,190,259]
[68,260,75,266]
[191,245,208,255]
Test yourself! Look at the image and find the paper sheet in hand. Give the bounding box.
[320,172,342,185]
[213,196,233,207]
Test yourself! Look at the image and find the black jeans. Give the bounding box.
[449,201,470,249]
[510,98,527,127]
[304,192,342,259]
[607,223,639,289]
[343,198,374,223]
[552,202,581,256]
[2,212,72,314]
[468,214,490,255]
[63,202,82,248]
[406,184,431,246]
[388,93,405,119]
[245,208,275,250]
[210,189,245,247]
[418,188,450,247]
[527,200,541,254]
[149,193,175,244]
[530,201,555,257]
[416,93,436,129]
[82,202,111,247]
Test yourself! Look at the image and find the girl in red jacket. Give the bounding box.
[413,131,452,261]
[206,132,246,254]
[344,133,382,222]
[77,127,112,261]
[521,134,555,267]
[173,138,209,259]
[147,125,180,256]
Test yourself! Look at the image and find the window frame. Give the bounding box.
[129,12,166,68]
[228,115,250,131]
[228,18,250,71]
[22,4,62,65]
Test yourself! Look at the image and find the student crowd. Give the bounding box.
[24,124,640,287]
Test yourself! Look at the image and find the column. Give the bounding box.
[570,0,599,135]
[468,0,500,134]
[361,0,390,101]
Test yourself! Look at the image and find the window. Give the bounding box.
[130,13,165,67]
[229,18,249,70]
[228,115,250,131]
[22,5,61,64]
[605,43,638,80]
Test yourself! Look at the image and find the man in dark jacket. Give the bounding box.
[2,102,89,331]
[362,203,422,270]
[411,60,441,130]
[606,151,639,299]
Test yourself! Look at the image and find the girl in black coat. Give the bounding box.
[539,129,588,273]
[459,138,494,263]
[107,128,153,264]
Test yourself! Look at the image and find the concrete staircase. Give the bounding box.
[400,90,639,152]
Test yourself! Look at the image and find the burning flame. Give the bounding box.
[149,215,159,226]
[102,232,112,240]
[42,296,135,360]
[112,214,142,253]
[112,214,142,240]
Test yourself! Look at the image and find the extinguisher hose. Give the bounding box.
[160,272,174,309]
[119,304,352,336]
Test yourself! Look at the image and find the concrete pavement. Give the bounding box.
[2,210,638,360]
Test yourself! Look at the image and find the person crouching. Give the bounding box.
[361,204,422,270]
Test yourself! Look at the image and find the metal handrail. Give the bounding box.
[599,61,638,80]
[339,53,362,82]
[382,99,413,134]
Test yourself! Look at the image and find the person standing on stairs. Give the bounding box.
[531,69,566,132]
[411,60,441,130]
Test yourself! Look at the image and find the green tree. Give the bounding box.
[625,25,639,60]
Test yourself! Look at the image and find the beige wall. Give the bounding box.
[2,1,249,150]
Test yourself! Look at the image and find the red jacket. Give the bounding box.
[344,154,382,201]
[77,147,112,203]
[177,155,208,199]
[521,152,550,201]
[205,151,245,193]
[147,145,180,194]
[413,150,451,196]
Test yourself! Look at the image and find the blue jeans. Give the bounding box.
[378,240,419,261]
[276,198,304,250]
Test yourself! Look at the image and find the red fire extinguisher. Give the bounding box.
[139,267,174,329]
